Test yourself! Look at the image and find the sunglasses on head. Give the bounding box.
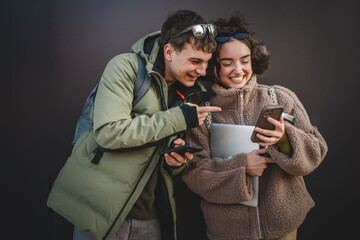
[171,24,217,40]
[215,30,254,43]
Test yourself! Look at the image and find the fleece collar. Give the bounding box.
[211,75,258,110]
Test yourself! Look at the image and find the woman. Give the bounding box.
[182,12,328,240]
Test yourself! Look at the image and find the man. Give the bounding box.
[47,9,221,240]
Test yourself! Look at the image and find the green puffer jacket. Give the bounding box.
[47,31,208,240]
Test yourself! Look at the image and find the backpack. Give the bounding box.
[72,53,151,145]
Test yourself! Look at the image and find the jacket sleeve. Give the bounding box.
[181,124,254,204]
[267,86,328,176]
[93,54,188,150]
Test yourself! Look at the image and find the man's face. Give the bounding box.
[164,43,212,87]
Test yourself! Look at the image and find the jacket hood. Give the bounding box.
[131,30,161,66]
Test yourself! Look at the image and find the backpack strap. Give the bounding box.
[268,86,278,105]
[268,86,295,124]
[205,101,212,130]
[133,54,151,106]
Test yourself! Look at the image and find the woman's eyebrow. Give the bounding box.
[220,58,233,61]
[220,54,250,61]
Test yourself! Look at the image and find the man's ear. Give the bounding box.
[164,43,174,62]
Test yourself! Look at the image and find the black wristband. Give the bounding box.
[180,104,198,129]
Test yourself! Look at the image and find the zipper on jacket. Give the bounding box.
[256,206,263,239]
[102,145,160,239]
[239,86,262,239]
[238,89,245,125]
[160,80,168,110]
[151,73,168,110]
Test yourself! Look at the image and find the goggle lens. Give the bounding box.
[234,33,248,39]
[172,24,217,40]
[192,25,207,38]
[207,24,217,37]
[215,32,249,43]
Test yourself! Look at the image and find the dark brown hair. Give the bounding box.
[160,10,217,53]
[211,11,270,76]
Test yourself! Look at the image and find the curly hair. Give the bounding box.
[251,40,270,75]
[210,11,270,78]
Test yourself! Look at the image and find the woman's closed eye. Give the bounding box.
[221,60,233,66]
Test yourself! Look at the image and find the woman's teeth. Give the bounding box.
[231,76,244,81]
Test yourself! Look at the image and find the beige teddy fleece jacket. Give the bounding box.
[182,76,328,240]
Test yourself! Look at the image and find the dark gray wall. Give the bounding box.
[4,0,359,239]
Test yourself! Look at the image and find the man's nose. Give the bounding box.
[196,63,207,76]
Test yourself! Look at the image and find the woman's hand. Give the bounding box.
[164,138,194,167]
[254,116,285,147]
[246,148,275,176]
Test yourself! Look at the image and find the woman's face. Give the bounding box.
[218,39,252,89]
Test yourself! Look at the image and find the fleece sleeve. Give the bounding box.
[181,123,254,204]
[267,86,328,176]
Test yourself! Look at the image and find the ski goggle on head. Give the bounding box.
[215,30,254,43]
[171,24,217,40]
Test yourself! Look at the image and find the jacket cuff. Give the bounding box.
[275,131,293,157]
[163,158,176,173]
[180,104,198,129]
[162,157,188,175]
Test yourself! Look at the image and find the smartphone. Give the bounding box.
[251,105,284,143]
[159,144,203,156]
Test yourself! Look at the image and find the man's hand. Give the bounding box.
[246,148,275,176]
[186,103,221,125]
[164,138,194,167]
